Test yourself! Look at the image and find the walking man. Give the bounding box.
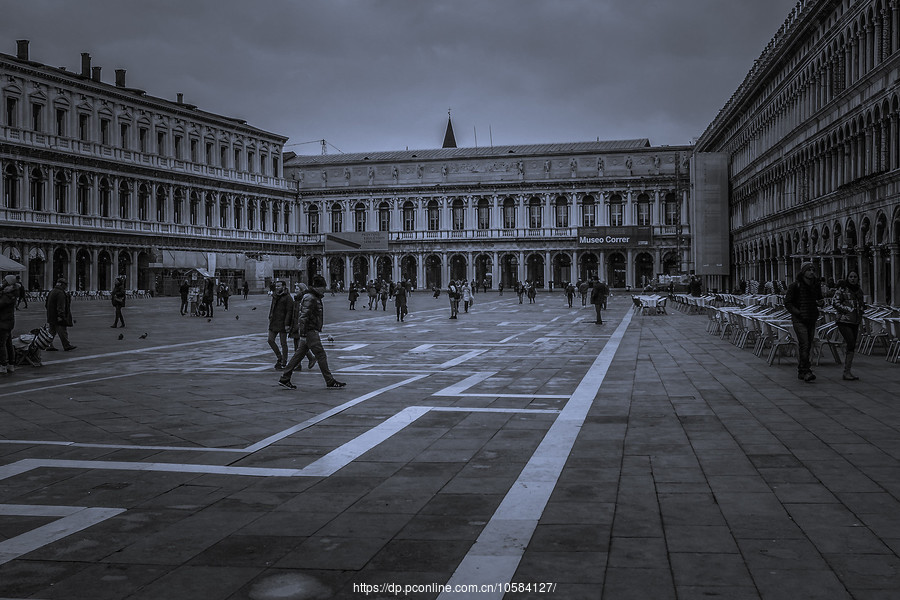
[448,280,460,319]
[111,275,126,328]
[15,276,26,309]
[590,277,608,325]
[179,279,189,316]
[784,262,823,382]
[267,280,293,370]
[45,277,76,352]
[279,275,345,389]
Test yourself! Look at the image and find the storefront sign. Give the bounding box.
[324,231,389,253]
[577,226,652,247]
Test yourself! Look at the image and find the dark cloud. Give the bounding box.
[0,0,799,152]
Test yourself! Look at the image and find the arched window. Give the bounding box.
[664,193,680,225]
[331,203,343,233]
[234,199,243,229]
[477,198,490,229]
[307,204,319,234]
[77,175,90,216]
[187,190,198,226]
[54,171,67,213]
[609,194,624,227]
[452,198,466,230]
[99,177,110,217]
[260,201,268,232]
[403,201,415,231]
[427,200,440,231]
[354,202,366,232]
[118,181,130,219]
[528,196,542,228]
[205,193,214,227]
[554,195,568,227]
[503,197,516,229]
[247,200,255,231]
[3,165,18,209]
[137,184,149,221]
[271,203,279,232]
[378,201,391,231]
[155,186,166,222]
[219,199,228,228]
[581,195,595,226]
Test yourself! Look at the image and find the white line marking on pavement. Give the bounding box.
[410,344,434,353]
[242,374,430,453]
[498,324,545,343]
[433,372,496,396]
[439,310,633,599]
[0,504,126,565]
[0,369,106,387]
[336,344,368,351]
[0,372,142,398]
[438,350,487,369]
[0,439,248,453]
[40,333,264,365]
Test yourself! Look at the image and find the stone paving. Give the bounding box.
[0,289,899,599]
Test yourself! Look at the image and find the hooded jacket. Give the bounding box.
[784,272,822,324]
[267,288,293,332]
[296,285,326,335]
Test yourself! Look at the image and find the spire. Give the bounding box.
[442,109,457,149]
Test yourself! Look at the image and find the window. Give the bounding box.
[220,146,227,168]
[190,139,198,162]
[120,123,130,149]
[139,127,149,153]
[427,200,440,231]
[260,203,267,231]
[555,197,568,228]
[378,202,390,231]
[54,171,67,213]
[206,142,214,164]
[283,205,290,232]
[234,201,242,229]
[233,148,241,170]
[272,205,279,232]
[609,195,624,227]
[247,202,255,230]
[219,200,228,228]
[637,201,651,226]
[78,114,90,141]
[665,194,680,225]
[248,151,255,173]
[403,201,415,231]
[581,196,595,226]
[503,198,516,229]
[31,103,42,131]
[188,194,198,225]
[174,135,183,160]
[528,197,542,229]
[452,199,465,231]
[272,156,279,176]
[331,204,343,233]
[55,108,66,136]
[118,182,130,218]
[307,205,319,234]
[99,178,110,217]
[5,97,17,127]
[260,154,267,176]
[156,187,166,222]
[100,118,110,144]
[205,196,214,227]
[156,131,166,156]
[354,203,366,232]
[30,168,44,211]
[4,165,19,209]
[137,185,149,220]
[77,175,90,215]
[477,199,490,229]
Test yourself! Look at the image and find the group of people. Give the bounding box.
[784,262,867,383]
[445,279,476,319]
[347,279,413,322]
[562,279,609,323]
[268,275,345,390]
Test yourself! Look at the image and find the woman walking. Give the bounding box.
[832,271,865,380]
[395,280,408,322]
[111,276,126,328]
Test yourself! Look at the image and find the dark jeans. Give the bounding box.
[113,305,125,327]
[0,328,12,365]
[594,303,603,324]
[180,296,188,315]
[49,324,73,350]
[837,323,859,353]
[268,330,288,364]
[792,319,816,374]
[282,330,336,384]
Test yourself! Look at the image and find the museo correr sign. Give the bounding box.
[577,226,652,247]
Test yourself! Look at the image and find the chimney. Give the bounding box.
[81,53,91,77]
[91,66,101,82]
[176,93,183,104]
[15,40,29,60]
[115,69,126,87]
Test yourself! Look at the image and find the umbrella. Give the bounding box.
[0,254,26,272]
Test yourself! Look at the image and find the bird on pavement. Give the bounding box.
[251,307,257,310]
[117,333,124,340]
[138,332,148,339]
[235,315,240,320]
[327,335,334,343]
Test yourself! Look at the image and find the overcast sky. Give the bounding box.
[2,0,799,154]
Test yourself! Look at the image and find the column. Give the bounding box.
[491,251,499,289]
[516,250,525,283]
[626,248,634,289]
[625,189,633,226]
[681,189,689,225]
[652,189,661,226]
[873,247,884,303]
[89,248,99,291]
[544,250,551,287]
[128,249,138,287]
[598,250,607,282]
[890,244,900,306]
[344,255,352,288]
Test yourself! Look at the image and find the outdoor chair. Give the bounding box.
[767,324,797,366]
[860,310,892,355]
[655,297,667,314]
[812,323,843,366]
[883,318,900,363]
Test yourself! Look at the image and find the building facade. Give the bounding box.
[285,140,692,291]
[694,0,900,305]
[0,40,299,294]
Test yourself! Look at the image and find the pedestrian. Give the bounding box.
[367,280,377,310]
[179,279,190,315]
[527,281,536,303]
[202,278,215,318]
[784,262,824,382]
[242,281,249,300]
[448,279,460,319]
[498,282,503,296]
[516,281,525,304]
[380,283,389,311]
[15,275,26,309]
[0,275,18,375]
[45,277,76,352]
[470,279,477,295]
[111,275,126,328]
[395,279,408,322]
[279,275,345,389]
[267,280,293,370]
[462,282,473,313]
[590,277,608,324]
[289,282,317,368]
[565,282,576,307]
[832,271,865,381]
[221,284,230,311]
[215,282,222,306]
[578,279,589,306]
[432,285,440,299]
[348,283,359,310]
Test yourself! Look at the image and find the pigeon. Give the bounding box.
[235,315,240,320]
[207,318,212,322]
[138,332,148,339]
[251,307,257,311]
[327,335,334,343]
[117,333,124,340]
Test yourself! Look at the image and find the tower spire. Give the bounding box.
[442,109,457,149]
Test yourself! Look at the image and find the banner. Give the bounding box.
[324,231,389,253]
[577,226,652,247]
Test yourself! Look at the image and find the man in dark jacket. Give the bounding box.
[111,276,126,328]
[279,275,345,389]
[0,275,18,374]
[179,280,190,315]
[267,280,293,370]
[783,262,823,382]
[590,278,609,324]
[45,277,76,352]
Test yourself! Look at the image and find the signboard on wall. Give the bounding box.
[577,226,652,247]
[324,231,389,253]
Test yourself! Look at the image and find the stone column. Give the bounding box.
[652,189,661,226]
[625,189,633,226]
[491,251,499,289]
[598,250,606,282]
[890,243,900,306]
[544,250,551,288]
[681,189,689,225]
[89,247,99,291]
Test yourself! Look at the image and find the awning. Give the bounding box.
[0,254,26,271]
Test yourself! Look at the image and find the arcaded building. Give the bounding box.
[0,40,298,294]
[285,133,692,291]
[694,0,900,304]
